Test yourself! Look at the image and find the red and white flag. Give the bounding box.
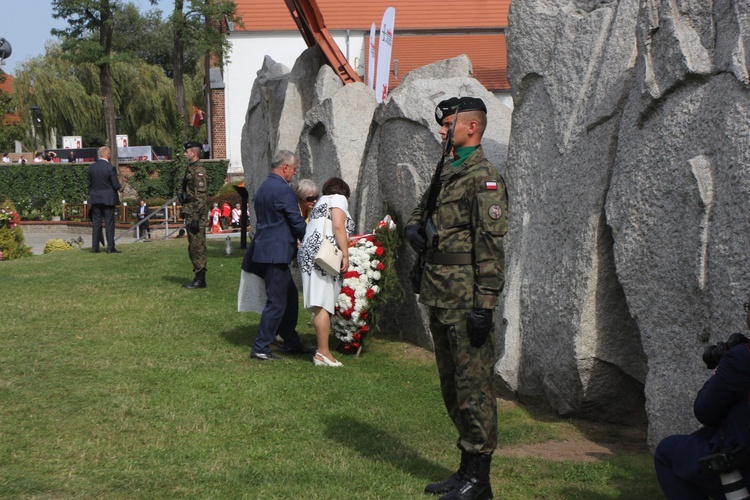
[190,105,205,127]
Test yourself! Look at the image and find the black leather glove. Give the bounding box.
[404,224,427,253]
[188,220,200,234]
[467,309,493,348]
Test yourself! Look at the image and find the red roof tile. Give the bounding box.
[371,34,509,91]
[237,0,508,32]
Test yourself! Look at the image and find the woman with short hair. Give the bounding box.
[298,177,354,367]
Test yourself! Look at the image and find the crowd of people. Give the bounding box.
[2,151,69,164]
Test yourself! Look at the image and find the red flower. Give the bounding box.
[376,262,385,271]
[360,325,369,333]
[352,333,362,341]
[344,271,360,279]
[342,286,355,297]
[366,289,375,300]
[360,311,368,320]
[375,246,384,256]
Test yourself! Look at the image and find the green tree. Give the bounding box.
[170,1,241,136]
[13,46,186,148]
[51,0,158,167]
[0,69,26,153]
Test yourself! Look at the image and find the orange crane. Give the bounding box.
[284,0,361,84]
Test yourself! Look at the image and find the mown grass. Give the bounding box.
[0,238,661,498]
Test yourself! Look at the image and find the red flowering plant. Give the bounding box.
[332,215,403,354]
[0,207,20,229]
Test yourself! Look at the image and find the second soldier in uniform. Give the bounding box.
[181,142,209,289]
[405,97,508,499]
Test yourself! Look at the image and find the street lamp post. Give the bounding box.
[29,105,41,153]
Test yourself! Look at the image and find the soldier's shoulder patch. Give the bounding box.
[488,204,502,220]
[485,180,498,191]
[197,172,205,176]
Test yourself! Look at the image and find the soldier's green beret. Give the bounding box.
[434,97,487,125]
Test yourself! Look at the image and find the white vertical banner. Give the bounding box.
[374,7,395,103]
[367,23,376,90]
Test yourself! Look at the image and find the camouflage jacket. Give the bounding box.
[181,160,208,222]
[407,146,508,309]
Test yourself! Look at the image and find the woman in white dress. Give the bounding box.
[298,177,355,367]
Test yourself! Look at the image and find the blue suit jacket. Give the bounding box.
[243,173,306,268]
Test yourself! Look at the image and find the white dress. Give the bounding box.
[298,194,355,314]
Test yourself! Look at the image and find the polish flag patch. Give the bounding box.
[485,181,498,191]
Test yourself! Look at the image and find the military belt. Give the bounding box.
[427,251,473,265]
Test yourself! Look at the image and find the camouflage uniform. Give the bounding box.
[407,145,508,454]
[181,159,208,273]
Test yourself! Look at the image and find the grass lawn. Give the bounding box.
[0,238,662,498]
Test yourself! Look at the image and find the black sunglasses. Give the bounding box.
[305,196,318,203]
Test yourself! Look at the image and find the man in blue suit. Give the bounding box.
[87,146,122,253]
[242,150,313,361]
[655,298,750,498]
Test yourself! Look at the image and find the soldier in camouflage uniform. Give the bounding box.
[181,142,208,289]
[405,97,508,500]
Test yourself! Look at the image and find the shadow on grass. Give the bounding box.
[323,415,452,482]
[221,326,256,347]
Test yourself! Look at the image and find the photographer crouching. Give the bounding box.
[655,298,750,499]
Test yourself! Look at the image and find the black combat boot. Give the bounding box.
[440,454,492,500]
[183,270,206,289]
[425,451,468,495]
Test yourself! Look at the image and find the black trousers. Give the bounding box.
[91,204,115,251]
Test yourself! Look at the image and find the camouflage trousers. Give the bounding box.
[428,306,498,454]
[187,219,207,273]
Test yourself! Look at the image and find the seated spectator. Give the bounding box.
[2,153,10,163]
[67,151,76,163]
[33,153,44,163]
[45,151,57,162]
[18,155,27,164]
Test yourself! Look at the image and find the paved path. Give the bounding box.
[22,227,240,255]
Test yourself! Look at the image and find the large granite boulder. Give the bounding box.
[296,80,377,209]
[241,55,290,214]
[507,0,750,445]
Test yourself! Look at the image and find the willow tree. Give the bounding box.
[13,45,185,148]
[51,0,157,166]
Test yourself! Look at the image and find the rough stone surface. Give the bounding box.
[507,0,750,445]
[276,45,327,153]
[241,55,290,218]
[297,81,377,211]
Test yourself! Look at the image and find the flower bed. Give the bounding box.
[332,215,402,354]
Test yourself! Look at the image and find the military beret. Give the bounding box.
[434,96,487,125]
[184,141,202,150]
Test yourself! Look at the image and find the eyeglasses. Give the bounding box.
[745,303,749,312]
[305,196,318,203]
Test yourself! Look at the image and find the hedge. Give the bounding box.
[0,160,229,219]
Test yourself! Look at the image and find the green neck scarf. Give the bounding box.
[450,146,479,168]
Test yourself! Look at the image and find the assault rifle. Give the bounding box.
[408,108,459,293]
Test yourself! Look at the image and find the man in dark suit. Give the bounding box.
[88,146,122,253]
[137,200,151,240]
[241,150,312,361]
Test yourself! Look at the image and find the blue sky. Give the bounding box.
[1,0,173,75]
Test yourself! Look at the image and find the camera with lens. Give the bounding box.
[703,333,750,370]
